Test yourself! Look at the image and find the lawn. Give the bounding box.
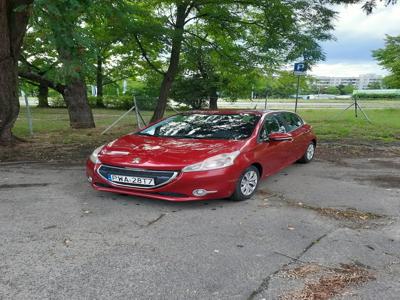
[14,107,400,144]
[298,108,400,142]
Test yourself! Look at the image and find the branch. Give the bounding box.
[18,71,65,95]
[133,34,165,75]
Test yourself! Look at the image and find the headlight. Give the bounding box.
[182,151,240,172]
[89,145,105,164]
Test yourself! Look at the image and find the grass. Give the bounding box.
[14,107,400,144]
[297,108,400,142]
[1,107,397,162]
[13,108,174,146]
[233,98,400,104]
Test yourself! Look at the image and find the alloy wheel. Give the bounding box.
[240,170,258,196]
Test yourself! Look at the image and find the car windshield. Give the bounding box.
[137,113,261,140]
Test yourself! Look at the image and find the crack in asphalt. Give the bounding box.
[247,232,331,300]
[146,213,166,227]
[135,213,167,229]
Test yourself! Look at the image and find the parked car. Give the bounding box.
[86,110,316,201]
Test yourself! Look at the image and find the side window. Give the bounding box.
[276,112,302,133]
[289,113,304,128]
[259,116,281,140]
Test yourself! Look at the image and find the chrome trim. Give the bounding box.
[96,164,179,190]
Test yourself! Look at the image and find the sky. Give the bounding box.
[310,3,400,77]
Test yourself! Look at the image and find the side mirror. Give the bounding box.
[268,132,293,142]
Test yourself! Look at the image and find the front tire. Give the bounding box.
[230,166,260,201]
[298,142,315,163]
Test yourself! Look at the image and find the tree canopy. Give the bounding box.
[373,35,400,88]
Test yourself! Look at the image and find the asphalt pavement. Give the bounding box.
[1,155,400,299]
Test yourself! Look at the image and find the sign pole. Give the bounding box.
[295,75,300,113]
[23,91,33,136]
[293,62,306,113]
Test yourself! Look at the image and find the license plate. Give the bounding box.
[109,174,155,186]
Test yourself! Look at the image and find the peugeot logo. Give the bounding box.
[132,157,141,164]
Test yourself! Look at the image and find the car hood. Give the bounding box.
[98,134,247,170]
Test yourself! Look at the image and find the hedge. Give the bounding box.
[353,93,400,99]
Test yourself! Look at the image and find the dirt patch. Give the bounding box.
[0,141,94,163]
[280,263,375,300]
[301,205,383,222]
[317,142,400,164]
[257,189,386,227]
[355,175,400,189]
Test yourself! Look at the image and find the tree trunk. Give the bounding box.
[48,7,96,129]
[96,54,104,107]
[37,83,49,107]
[209,87,218,110]
[63,78,95,129]
[150,4,187,123]
[0,58,20,144]
[0,0,33,145]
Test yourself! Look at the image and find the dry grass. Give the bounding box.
[280,263,375,300]
[310,207,383,222]
[281,264,322,279]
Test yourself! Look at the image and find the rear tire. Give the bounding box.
[298,142,315,163]
[230,166,260,201]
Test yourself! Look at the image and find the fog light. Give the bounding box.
[87,176,93,183]
[193,189,207,197]
[192,189,217,197]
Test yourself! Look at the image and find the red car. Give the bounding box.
[86,110,316,201]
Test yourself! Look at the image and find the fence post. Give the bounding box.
[23,91,33,136]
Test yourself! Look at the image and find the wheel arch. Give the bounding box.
[251,162,263,177]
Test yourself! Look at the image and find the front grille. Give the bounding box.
[98,165,178,189]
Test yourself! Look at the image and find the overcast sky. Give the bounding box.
[310,3,400,77]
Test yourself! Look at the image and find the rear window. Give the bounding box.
[137,113,261,140]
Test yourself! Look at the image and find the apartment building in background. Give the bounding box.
[315,74,383,90]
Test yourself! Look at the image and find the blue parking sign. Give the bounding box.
[294,62,307,75]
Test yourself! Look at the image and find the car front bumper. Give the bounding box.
[86,160,240,201]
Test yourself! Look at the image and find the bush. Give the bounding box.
[50,95,98,108]
[102,95,157,110]
[49,96,67,108]
[87,96,98,108]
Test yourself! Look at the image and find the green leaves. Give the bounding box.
[373,35,400,88]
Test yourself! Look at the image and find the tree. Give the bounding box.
[84,2,145,107]
[142,0,336,121]
[367,82,382,89]
[373,35,400,89]
[336,84,355,95]
[17,0,97,128]
[329,0,397,14]
[267,71,313,98]
[19,21,60,107]
[0,0,33,144]
[324,86,340,95]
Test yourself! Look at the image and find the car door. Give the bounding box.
[253,114,290,176]
[288,113,311,159]
[276,112,307,162]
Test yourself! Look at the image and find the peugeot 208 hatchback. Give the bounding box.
[86,110,316,201]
